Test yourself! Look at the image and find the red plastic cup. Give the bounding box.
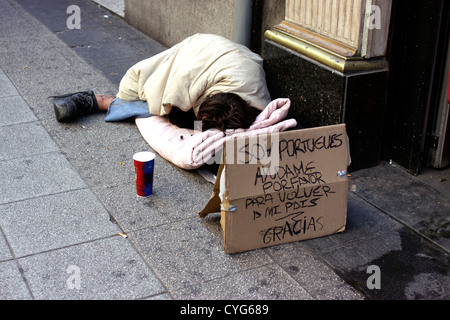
[133,151,155,197]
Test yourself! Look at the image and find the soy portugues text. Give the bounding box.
[279,133,343,160]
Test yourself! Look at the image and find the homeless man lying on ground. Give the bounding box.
[51,33,271,131]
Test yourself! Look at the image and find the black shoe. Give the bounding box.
[50,90,99,122]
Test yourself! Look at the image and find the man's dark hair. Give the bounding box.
[168,106,196,129]
[197,92,261,131]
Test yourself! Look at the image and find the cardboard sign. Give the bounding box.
[199,124,350,254]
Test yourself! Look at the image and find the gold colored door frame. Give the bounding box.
[265,0,392,73]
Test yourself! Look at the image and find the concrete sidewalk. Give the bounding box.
[0,0,448,301]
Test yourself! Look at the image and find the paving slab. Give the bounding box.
[0,95,38,126]
[171,263,314,300]
[306,192,450,300]
[275,253,362,300]
[350,162,450,252]
[302,192,403,260]
[41,117,144,187]
[0,152,87,205]
[0,2,42,38]
[56,28,119,48]
[0,122,59,162]
[0,232,13,262]
[128,218,272,292]
[17,236,166,300]
[0,70,20,98]
[0,189,120,257]
[91,172,210,232]
[2,57,84,93]
[0,260,33,299]
[335,227,450,300]
[264,240,365,300]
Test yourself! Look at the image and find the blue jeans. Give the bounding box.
[104,98,153,122]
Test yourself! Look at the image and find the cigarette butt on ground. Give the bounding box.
[118,233,128,238]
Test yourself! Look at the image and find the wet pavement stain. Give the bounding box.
[336,228,450,300]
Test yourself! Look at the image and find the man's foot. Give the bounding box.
[95,94,116,112]
[50,90,99,122]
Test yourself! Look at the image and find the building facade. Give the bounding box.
[125,0,450,174]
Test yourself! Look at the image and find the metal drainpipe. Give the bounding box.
[232,0,254,48]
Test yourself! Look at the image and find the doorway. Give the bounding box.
[383,0,450,175]
[429,44,450,169]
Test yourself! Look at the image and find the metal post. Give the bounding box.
[232,0,254,47]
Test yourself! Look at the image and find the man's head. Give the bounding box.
[197,92,260,131]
